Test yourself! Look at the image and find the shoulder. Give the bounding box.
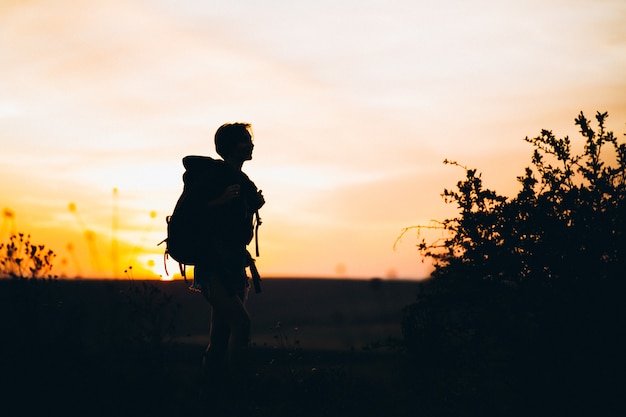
[238,170,258,189]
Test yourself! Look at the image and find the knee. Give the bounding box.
[240,314,251,333]
[233,314,251,336]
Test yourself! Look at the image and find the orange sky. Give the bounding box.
[1,0,626,279]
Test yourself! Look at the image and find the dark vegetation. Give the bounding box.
[1,111,624,416]
[401,111,626,416]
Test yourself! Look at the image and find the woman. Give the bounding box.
[180,122,264,393]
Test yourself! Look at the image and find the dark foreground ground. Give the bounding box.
[1,277,624,417]
[0,278,423,417]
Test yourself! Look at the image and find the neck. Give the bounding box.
[224,157,244,171]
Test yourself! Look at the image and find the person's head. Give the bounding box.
[214,122,254,161]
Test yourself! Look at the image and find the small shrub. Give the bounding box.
[0,233,56,279]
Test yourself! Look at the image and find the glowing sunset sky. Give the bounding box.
[1,0,625,279]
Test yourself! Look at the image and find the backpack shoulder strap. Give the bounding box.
[254,210,262,257]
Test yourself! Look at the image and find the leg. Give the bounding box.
[209,306,230,356]
[202,300,230,377]
[206,276,251,377]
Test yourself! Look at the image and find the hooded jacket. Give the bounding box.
[181,155,261,249]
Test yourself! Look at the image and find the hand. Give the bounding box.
[208,184,240,207]
[223,184,241,201]
[256,190,265,208]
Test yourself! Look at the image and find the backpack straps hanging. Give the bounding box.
[246,250,262,293]
[254,210,262,257]
[159,240,189,282]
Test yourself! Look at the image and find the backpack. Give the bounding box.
[159,157,262,292]
[162,196,205,273]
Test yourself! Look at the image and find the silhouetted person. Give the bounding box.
[181,122,264,408]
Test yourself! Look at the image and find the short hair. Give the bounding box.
[214,122,252,158]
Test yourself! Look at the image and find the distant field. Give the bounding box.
[177,277,424,350]
[17,277,424,351]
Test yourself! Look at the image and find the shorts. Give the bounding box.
[191,247,248,298]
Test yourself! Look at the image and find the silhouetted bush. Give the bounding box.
[0,233,56,279]
[402,112,626,416]
[414,111,625,284]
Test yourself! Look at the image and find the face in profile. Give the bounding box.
[233,133,254,161]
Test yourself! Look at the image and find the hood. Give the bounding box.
[183,155,221,169]
[182,155,223,184]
